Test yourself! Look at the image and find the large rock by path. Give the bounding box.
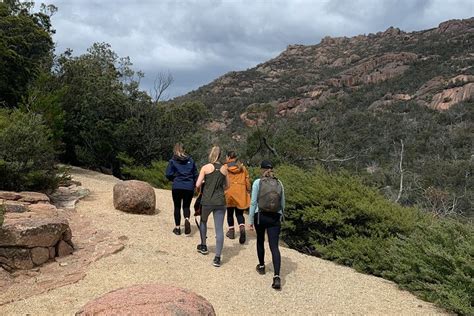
[0,216,69,248]
[0,189,77,270]
[113,180,156,215]
[76,284,216,316]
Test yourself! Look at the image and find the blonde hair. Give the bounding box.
[208,146,221,163]
[173,143,186,158]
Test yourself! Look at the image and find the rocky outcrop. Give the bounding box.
[0,204,72,270]
[50,184,90,210]
[172,17,474,134]
[0,185,90,271]
[414,75,474,110]
[113,180,156,215]
[17,192,50,204]
[429,83,474,110]
[331,52,418,88]
[369,93,413,111]
[76,284,216,316]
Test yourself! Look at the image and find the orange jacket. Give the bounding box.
[224,158,251,209]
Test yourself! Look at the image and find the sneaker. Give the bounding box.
[197,244,209,255]
[172,227,181,235]
[239,226,246,244]
[272,276,281,290]
[226,229,235,239]
[184,219,191,235]
[256,264,265,275]
[212,256,221,267]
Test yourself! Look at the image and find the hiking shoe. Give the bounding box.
[172,227,181,235]
[226,229,235,239]
[272,276,281,290]
[184,219,191,235]
[256,264,265,275]
[212,256,221,267]
[239,227,246,244]
[197,244,209,255]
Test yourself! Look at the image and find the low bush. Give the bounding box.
[120,157,171,190]
[384,220,473,315]
[274,164,473,315]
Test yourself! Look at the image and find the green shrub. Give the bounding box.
[121,158,171,190]
[0,109,60,192]
[277,165,422,255]
[275,164,473,315]
[384,220,474,315]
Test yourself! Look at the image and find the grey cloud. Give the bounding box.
[50,0,473,98]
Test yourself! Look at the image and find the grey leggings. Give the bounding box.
[200,205,226,257]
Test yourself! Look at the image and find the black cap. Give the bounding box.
[260,160,273,169]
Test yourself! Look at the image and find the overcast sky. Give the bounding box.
[49,0,474,99]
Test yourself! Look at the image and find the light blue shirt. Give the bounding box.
[249,178,285,225]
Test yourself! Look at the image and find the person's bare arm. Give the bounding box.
[196,166,207,189]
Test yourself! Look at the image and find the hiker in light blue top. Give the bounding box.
[249,160,285,290]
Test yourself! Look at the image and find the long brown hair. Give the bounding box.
[226,150,243,168]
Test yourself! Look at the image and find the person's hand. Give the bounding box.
[249,224,254,231]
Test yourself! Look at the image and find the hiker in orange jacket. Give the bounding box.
[224,151,251,244]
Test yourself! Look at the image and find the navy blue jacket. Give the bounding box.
[165,155,198,191]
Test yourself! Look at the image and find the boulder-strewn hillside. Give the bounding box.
[173,18,473,216]
[175,18,473,131]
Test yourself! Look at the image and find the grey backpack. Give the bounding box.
[257,177,282,212]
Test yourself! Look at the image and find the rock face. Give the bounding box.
[113,180,156,215]
[0,186,85,270]
[76,284,216,316]
[429,82,474,110]
[170,17,473,131]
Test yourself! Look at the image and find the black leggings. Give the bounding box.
[172,189,194,226]
[255,212,281,276]
[227,207,245,227]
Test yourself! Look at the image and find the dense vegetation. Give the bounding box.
[0,2,472,314]
[277,165,473,315]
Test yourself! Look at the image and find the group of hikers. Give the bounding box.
[165,143,285,290]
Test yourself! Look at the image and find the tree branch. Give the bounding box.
[295,155,356,162]
[152,71,173,103]
[395,139,404,203]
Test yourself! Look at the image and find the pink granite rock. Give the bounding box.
[0,216,69,248]
[56,240,74,257]
[18,192,50,203]
[113,180,156,215]
[30,247,50,265]
[0,191,21,201]
[76,284,216,316]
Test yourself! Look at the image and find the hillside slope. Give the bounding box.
[176,17,473,131]
[173,18,473,215]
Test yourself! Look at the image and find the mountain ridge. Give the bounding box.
[173,17,473,132]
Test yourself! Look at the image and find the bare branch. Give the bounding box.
[295,155,356,162]
[263,137,279,157]
[152,71,173,103]
[395,139,404,203]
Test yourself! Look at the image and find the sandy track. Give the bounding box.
[0,167,445,315]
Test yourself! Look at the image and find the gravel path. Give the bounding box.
[0,167,445,315]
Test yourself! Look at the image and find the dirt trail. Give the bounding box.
[0,167,445,315]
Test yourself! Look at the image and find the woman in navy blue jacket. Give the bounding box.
[165,143,198,235]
